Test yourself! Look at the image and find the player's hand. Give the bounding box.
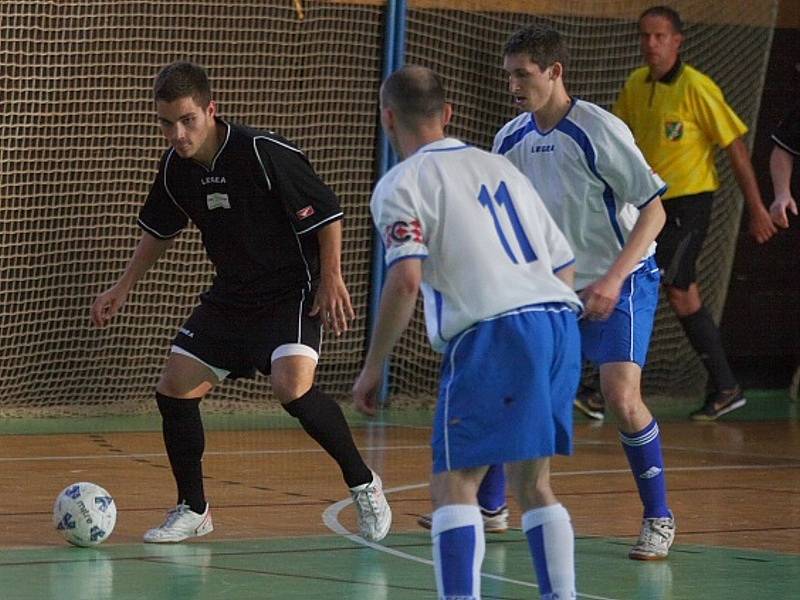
[769,194,798,229]
[748,205,778,243]
[310,273,355,336]
[579,275,622,321]
[353,364,382,416]
[90,284,128,328]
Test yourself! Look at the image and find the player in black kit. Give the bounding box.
[91,62,391,543]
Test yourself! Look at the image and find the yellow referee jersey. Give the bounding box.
[613,61,747,199]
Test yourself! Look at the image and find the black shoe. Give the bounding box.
[574,386,605,420]
[690,387,746,421]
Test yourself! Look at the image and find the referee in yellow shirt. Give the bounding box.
[613,5,777,420]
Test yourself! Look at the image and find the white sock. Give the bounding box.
[522,503,575,599]
[431,504,485,600]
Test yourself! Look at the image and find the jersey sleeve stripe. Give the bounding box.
[294,211,343,235]
[553,258,576,273]
[772,134,800,156]
[496,117,536,155]
[258,135,305,155]
[386,253,427,269]
[252,137,272,190]
[636,184,668,209]
[137,218,182,239]
[163,150,191,220]
[557,119,626,247]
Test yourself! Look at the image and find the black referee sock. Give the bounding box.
[156,392,207,514]
[678,307,738,393]
[283,386,372,488]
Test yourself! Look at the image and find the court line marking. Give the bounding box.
[323,482,620,600]
[3,440,800,475]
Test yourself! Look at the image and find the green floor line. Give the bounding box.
[1,533,797,600]
[0,389,797,436]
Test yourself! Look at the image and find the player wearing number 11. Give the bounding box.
[354,65,582,600]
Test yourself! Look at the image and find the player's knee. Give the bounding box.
[272,375,313,404]
[271,357,316,403]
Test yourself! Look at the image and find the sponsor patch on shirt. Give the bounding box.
[206,192,231,210]
[384,219,422,248]
[296,205,315,220]
[665,121,683,141]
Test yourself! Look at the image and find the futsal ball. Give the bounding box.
[53,482,117,547]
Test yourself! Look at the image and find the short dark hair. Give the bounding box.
[380,65,446,127]
[503,24,569,71]
[639,5,683,34]
[153,61,212,107]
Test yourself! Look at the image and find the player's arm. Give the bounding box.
[725,137,777,243]
[581,197,665,320]
[768,144,798,229]
[91,232,173,328]
[555,264,575,289]
[353,258,421,416]
[311,219,355,336]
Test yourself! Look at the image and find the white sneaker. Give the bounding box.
[416,504,510,533]
[143,502,214,543]
[480,505,510,533]
[629,511,675,560]
[350,472,392,542]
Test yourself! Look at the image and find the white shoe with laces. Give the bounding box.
[629,511,675,560]
[350,472,392,542]
[143,502,213,543]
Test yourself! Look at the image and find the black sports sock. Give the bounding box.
[156,392,207,514]
[678,307,738,392]
[283,386,372,488]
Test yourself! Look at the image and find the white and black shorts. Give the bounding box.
[171,289,322,380]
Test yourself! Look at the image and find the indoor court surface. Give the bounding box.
[1,393,798,599]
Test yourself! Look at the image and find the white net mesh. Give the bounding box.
[389,0,777,403]
[1,1,384,415]
[0,1,777,415]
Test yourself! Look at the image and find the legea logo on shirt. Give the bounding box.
[531,144,555,153]
[207,192,231,210]
[665,122,683,141]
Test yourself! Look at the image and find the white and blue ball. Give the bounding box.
[53,482,116,547]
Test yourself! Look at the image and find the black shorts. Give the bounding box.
[655,192,714,290]
[171,289,322,379]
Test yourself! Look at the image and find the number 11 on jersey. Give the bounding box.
[477,181,538,264]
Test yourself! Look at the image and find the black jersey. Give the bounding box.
[772,104,800,156]
[139,120,343,309]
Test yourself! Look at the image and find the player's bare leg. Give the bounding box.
[507,458,576,599]
[429,467,488,599]
[601,362,675,559]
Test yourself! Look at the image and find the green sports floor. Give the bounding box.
[1,390,798,599]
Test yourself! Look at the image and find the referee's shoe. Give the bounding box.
[574,385,605,421]
[689,386,747,421]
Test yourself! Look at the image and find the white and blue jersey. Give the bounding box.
[493,99,667,291]
[371,137,582,471]
[371,137,580,352]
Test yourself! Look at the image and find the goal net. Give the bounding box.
[0,1,777,416]
[391,0,777,404]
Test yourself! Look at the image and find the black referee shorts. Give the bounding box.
[171,289,322,379]
[655,192,714,290]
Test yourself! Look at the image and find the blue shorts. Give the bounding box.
[580,256,660,367]
[431,303,581,473]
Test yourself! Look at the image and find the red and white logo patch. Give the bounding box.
[384,219,423,248]
[296,205,315,220]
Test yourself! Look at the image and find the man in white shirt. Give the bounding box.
[471,24,675,561]
[354,65,582,600]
